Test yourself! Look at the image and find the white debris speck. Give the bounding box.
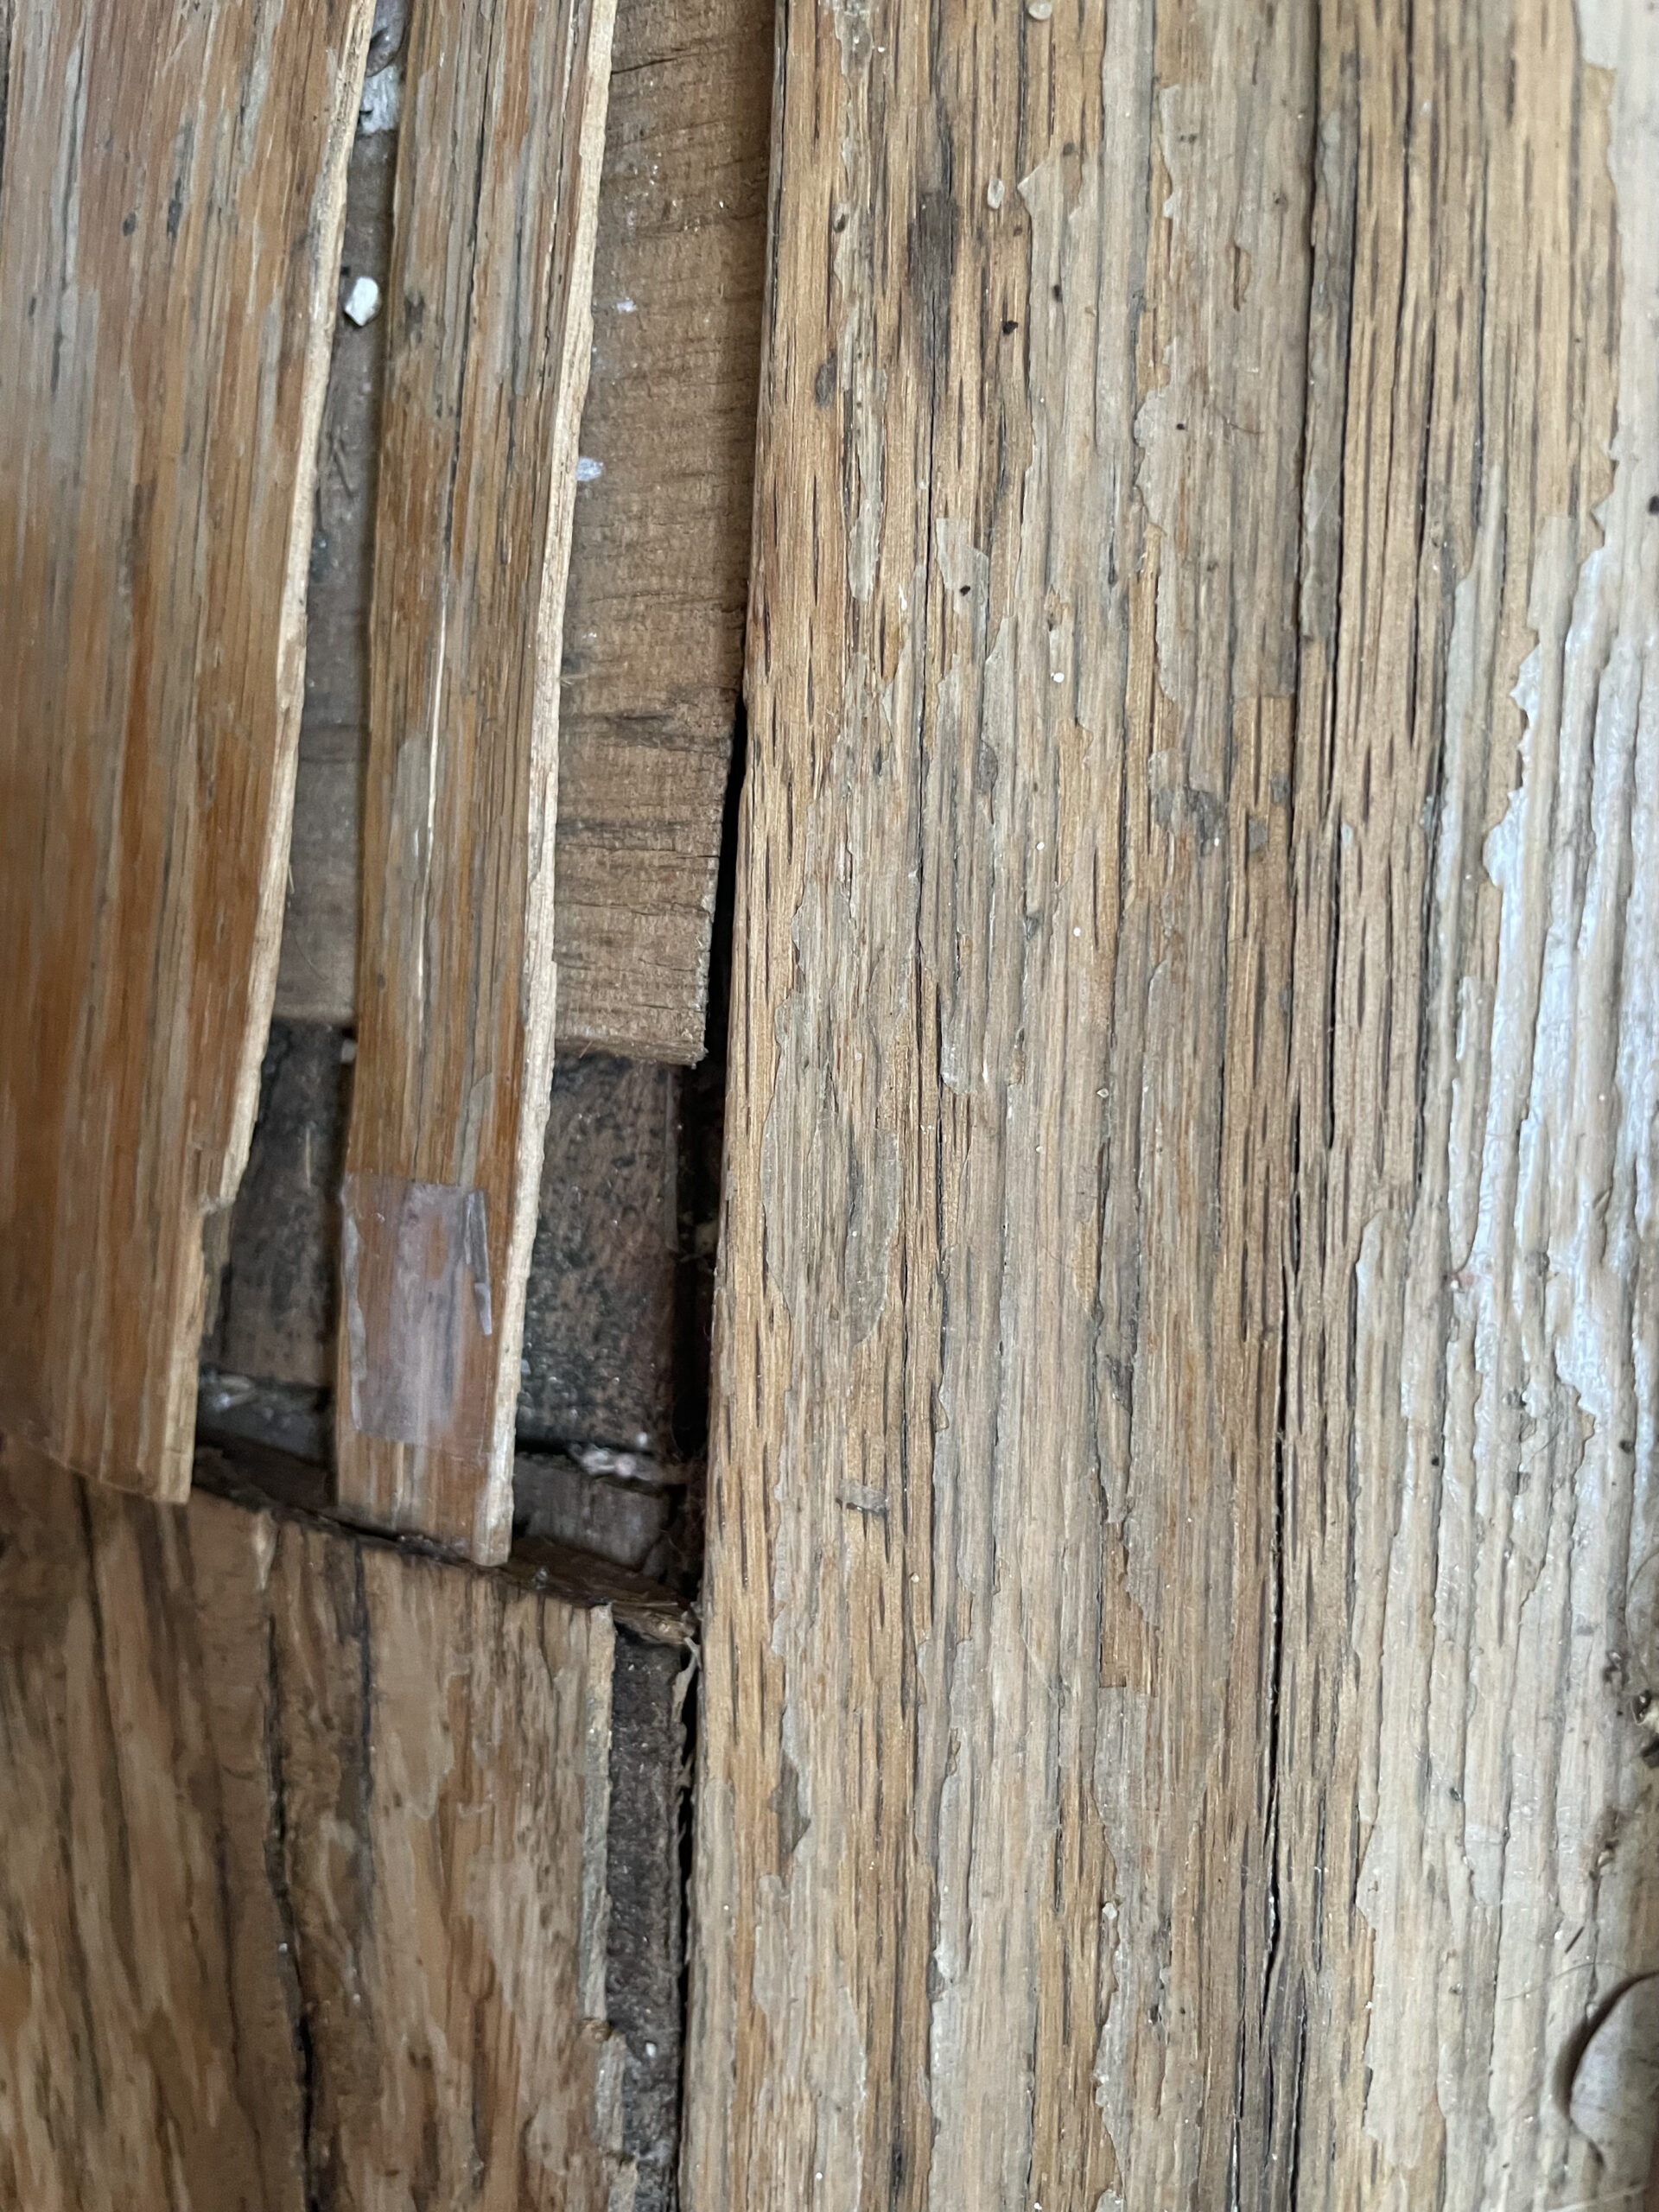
[1027,0,1053,15]
[576,455,604,483]
[615,296,637,313]
[342,276,382,327]
[987,178,1006,210]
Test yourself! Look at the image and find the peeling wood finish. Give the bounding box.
[1274,0,1659,2199]
[0,1440,622,2212]
[334,0,615,1559]
[0,0,373,1497]
[274,0,773,1064]
[684,0,1659,2205]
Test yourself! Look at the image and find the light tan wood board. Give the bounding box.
[275,0,773,1063]
[0,1437,639,2212]
[0,0,372,1499]
[334,0,614,1561]
[683,0,1659,2205]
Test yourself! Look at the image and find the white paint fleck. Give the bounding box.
[576,455,603,483]
[341,275,381,327]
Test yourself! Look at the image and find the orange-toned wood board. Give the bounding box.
[334,0,616,1560]
[683,0,1659,2204]
[0,0,373,1498]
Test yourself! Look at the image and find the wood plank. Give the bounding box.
[334,0,616,1560]
[687,2,1314,2196]
[553,0,772,1058]
[273,0,772,1062]
[683,0,1659,2204]
[0,1436,688,2211]
[0,0,373,1497]
[1270,0,1659,2199]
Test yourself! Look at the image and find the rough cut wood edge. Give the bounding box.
[683,0,1659,2205]
[0,0,373,1500]
[0,1432,645,2211]
[334,0,616,1561]
[273,0,772,1063]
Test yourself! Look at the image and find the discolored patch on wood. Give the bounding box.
[684,0,1659,2204]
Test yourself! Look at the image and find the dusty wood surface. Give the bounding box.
[684,1,1659,2206]
[0,1437,664,2212]
[334,0,614,1560]
[0,0,372,1498]
[274,0,772,1061]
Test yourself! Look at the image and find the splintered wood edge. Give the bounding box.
[213,0,377,1209]
[493,0,622,1545]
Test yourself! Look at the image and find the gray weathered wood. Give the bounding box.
[1267,0,1659,2198]
[683,0,1659,2204]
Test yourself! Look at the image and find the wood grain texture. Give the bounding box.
[554,0,772,1059]
[274,0,772,1061]
[0,1438,630,2212]
[1271,0,1659,2199]
[273,123,397,1028]
[684,0,1659,2205]
[0,0,372,1498]
[334,0,615,1560]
